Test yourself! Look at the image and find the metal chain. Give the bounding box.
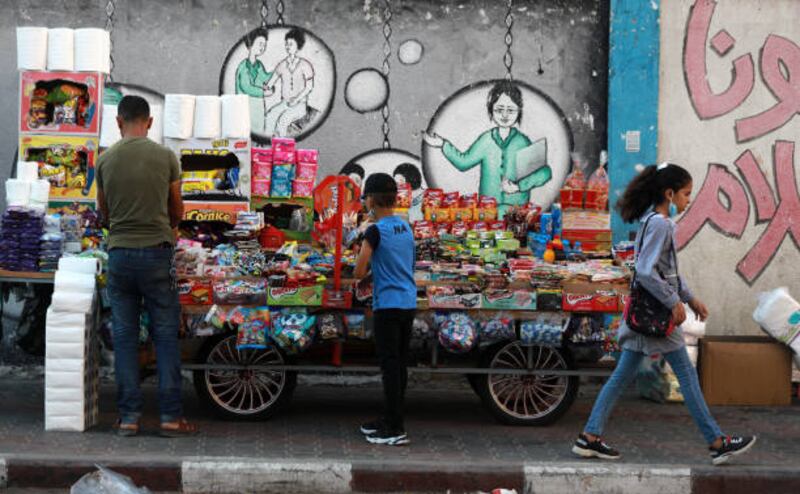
[260,0,269,29]
[275,0,285,25]
[503,0,514,79]
[105,0,115,81]
[381,0,393,149]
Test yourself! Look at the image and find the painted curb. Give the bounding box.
[351,461,524,493]
[4,457,181,490]
[182,460,352,494]
[525,464,691,494]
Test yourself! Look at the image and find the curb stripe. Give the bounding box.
[691,469,800,494]
[4,458,181,490]
[525,464,691,494]
[0,458,6,488]
[351,462,523,493]
[182,460,352,494]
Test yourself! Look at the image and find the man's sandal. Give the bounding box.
[114,419,139,437]
[159,418,198,438]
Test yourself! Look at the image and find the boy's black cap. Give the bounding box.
[362,172,397,196]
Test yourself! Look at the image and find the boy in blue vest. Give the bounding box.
[354,173,417,446]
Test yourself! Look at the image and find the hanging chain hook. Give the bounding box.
[105,0,116,82]
[260,0,269,29]
[503,0,514,80]
[275,0,285,25]
[381,0,393,149]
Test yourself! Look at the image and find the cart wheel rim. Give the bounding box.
[204,334,287,415]
[488,342,570,420]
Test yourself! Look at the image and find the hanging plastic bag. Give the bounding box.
[635,355,671,403]
[71,465,152,494]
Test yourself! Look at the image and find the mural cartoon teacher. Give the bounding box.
[423,80,551,213]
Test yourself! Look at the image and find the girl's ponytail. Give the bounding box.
[615,163,692,223]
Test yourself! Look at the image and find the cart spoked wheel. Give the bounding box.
[194,333,296,421]
[475,342,578,426]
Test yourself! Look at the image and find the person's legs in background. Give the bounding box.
[107,249,144,426]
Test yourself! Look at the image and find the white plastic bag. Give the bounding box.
[753,288,800,356]
[71,465,152,494]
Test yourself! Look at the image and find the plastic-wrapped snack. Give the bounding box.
[345,311,369,340]
[237,319,270,350]
[520,316,565,347]
[205,304,229,330]
[316,312,344,340]
[272,309,317,353]
[478,314,516,343]
[437,312,477,353]
[411,317,433,341]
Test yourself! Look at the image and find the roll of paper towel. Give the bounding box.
[6,179,31,207]
[193,96,222,139]
[54,270,96,294]
[30,180,50,211]
[17,27,48,71]
[17,161,40,182]
[221,94,251,138]
[47,28,75,71]
[164,94,195,139]
[58,256,101,275]
[30,179,50,200]
[51,290,94,314]
[100,105,122,148]
[149,103,164,144]
[74,28,111,73]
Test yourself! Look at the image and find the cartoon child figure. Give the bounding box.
[393,163,424,222]
[235,29,272,100]
[264,28,315,137]
[423,80,551,215]
[339,162,365,190]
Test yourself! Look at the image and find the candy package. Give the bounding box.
[345,311,370,340]
[213,279,267,305]
[272,309,316,353]
[292,179,314,198]
[521,316,565,346]
[271,178,292,198]
[237,319,270,350]
[295,161,318,181]
[437,312,477,353]
[316,312,344,340]
[478,314,516,343]
[252,178,271,196]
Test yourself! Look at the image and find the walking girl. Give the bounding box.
[572,163,756,466]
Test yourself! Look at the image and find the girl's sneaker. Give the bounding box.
[572,433,621,460]
[710,436,757,465]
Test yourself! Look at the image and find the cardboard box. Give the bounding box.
[562,282,624,312]
[699,336,792,406]
[482,289,536,310]
[267,285,323,306]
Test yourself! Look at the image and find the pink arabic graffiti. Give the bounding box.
[676,141,800,285]
[684,0,800,142]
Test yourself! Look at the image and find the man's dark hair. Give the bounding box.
[370,193,397,208]
[286,28,306,50]
[118,95,150,122]
[340,162,365,178]
[486,80,523,123]
[393,163,422,190]
[244,28,268,50]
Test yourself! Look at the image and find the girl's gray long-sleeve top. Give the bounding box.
[618,211,694,355]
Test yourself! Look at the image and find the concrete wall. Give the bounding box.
[1,0,609,209]
[659,0,800,335]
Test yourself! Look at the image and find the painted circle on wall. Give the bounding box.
[219,26,336,144]
[341,148,425,193]
[344,68,389,113]
[398,39,424,65]
[422,79,572,208]
[104,82,165,143]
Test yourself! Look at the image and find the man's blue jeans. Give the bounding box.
[584,347,723,444]
[108,247,182,424]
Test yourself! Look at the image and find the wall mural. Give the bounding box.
[422,79,571,215]
[219,25,336,143]
[675,0,800,285]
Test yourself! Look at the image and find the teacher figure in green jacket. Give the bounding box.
[234,29,272,132]
[423,80,552,215]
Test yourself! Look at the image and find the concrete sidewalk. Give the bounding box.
[1,376,798,493]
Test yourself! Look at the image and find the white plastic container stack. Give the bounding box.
[753,287,800,368]
[44,258,100,431]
